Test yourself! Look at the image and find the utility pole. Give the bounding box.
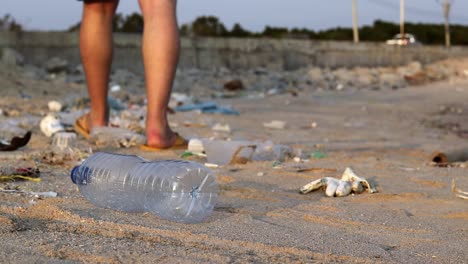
[443,0,452,48]
[400,0,405,37]
[352,0,359,43]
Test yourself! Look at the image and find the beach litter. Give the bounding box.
[263,120,286,129]
[175,101,240,115]
[452,179,468,200]
[40,113,65,137]
[0,166,40,182]
[300,167,377,197]
[89,126,145,148]
[0,131,32,151]
[0,188,57,198]
[185,139,293,165]
[429,150,468,167]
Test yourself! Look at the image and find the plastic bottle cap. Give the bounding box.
[71,166,79,184]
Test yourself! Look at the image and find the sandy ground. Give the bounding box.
[0,63,467,264]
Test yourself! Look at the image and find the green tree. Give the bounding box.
[0,14,22,32]
[261,26,289,38]
[120,13,144,33]
[191,16,227,37]
[228,23,252,37]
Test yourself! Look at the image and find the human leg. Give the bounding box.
[138,0,182,148]
[79,0,119,130]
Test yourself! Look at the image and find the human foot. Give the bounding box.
[141,131,188,151]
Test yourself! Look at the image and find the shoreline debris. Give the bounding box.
[452,179,468,200]
[300,167,377,197]
[0,131,32,151]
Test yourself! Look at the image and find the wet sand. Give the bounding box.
[0,64,467,263]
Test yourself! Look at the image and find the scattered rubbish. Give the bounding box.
[0,189,57,197]
[45,57,69,73]
[224,79,245,91]
[187,138,205,154]
[263,120,286,129]
[253,141,293,162]
[0,166,40,182]
[300,167,377,197]
[48,100,63,112]
[182,121,208,128]
[108,96,126,111]
[175,102,240,115]
[89,127,145,148]
[202,140,256,165]
[169,93,192,109]
[72,152,218,223]
[452,179,468,200]
[312,150,327,159]
[204,163,219,168]
[430,150,468,167]
[110,84,121,92]
[0,131,31,151]
[180,151,206,158]
[52,132,77,151]
[257,172,265,177]
[279,163,337,173]
[40,113,65,137]
[212,123,231,133]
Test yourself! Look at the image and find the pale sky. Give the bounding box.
[2,0,467,32]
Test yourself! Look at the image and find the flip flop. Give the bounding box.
[74,114,90,140]
[140,133,188,152]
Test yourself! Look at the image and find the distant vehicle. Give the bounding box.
[386,33,420,46]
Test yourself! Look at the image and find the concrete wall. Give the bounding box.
[2,31,468,72]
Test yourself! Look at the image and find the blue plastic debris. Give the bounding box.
[175,102,240,115]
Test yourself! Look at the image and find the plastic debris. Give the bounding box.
[89,126,145,148]
[0,166,40,182]
[263,120,286,129]
[452,179,468,200]
[40,113,65,137]
[212,123,231,133]
[52,132,77,151]
[312,151,327,159]
[0,189,57,197]
[48,100,63,112]
[202,140,256,165]
[187,138,204,154]
[110,84,121,92]
[0,131,31,151]
[175,102,240,115]
[300,167,377,197]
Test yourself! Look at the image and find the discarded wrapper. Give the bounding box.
[0,131,32,151]
[452,179,468,200]
[300,167,377,197]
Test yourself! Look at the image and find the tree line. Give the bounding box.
[2,13,467,45]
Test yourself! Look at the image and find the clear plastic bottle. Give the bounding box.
[71,152,218,223]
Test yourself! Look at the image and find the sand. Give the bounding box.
[0,63,467,263]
